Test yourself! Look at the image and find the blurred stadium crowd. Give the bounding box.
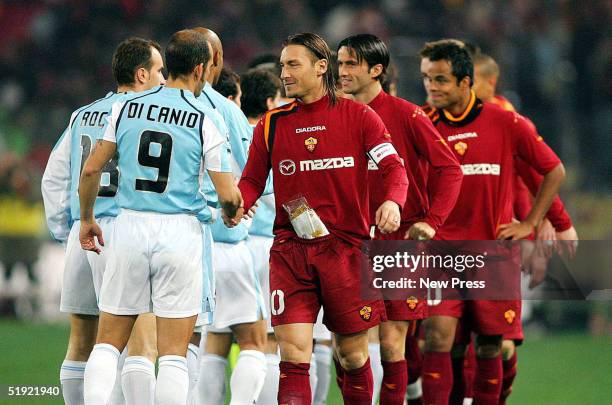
[0,0,610,331]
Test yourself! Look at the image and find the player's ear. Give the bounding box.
[315,58,328,77]
[459,75,471,89]
[194,63,204,82]
[135,67,148,85]
[370,64,383,80]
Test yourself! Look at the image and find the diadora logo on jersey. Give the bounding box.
[296,125,326,134]
[447,132,478,142]
[300,157,354,172]
[461,163,500,176]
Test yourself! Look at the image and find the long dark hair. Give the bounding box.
[283,33,338,105]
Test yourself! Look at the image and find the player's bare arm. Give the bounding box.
[208,170,244,226]
[78,140,116,253]
[498,163,566,240]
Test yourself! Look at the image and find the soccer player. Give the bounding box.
[238,32,409,404]
[78,29,241,405]
[41,37,165,405]
[419,40,566,405]
[337,33,463,405]
[193,28,269,405]
[213,67,242,108]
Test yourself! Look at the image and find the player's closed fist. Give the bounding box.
[406,222,436,240]
[79,220,104,254]
[376,200,401,234]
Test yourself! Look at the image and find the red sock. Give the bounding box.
[278,361,311,405]
[473,356,502,405]
[499,352,517,405]
[449,355,466,405]
[333,356,345,389]
[380,360,408,405]
[463,344,476,399]
[422,352,452,405]
[342,357,373,405]
[405,335,423,384]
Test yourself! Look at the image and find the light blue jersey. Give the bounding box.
[103,86,230,214]
[199,82,252,243]
[42,92,123,242]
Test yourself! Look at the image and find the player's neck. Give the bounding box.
[165,77,196,94]
[299,83,326,104]
[117,85,136,93]
[353,81,382,105]
[446,89,474,117]
[248,116,260,125]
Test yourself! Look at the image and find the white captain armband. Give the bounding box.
[368,142,398,165]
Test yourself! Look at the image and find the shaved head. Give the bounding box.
[192,27,224,84]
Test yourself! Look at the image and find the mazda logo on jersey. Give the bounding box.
[279,159,296,175]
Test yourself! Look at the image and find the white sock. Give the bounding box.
[256,353,279,405]
[198,353,227,405]
[186,343,200,403]
[108,349,127,405]
[368,343,383,405]
[463,399,474,405]
[406,377,422,400]
[60,360,86,405]
[155,355,189,405]
[84,343,120,405]
[229,350,267,405]
[313,344,332,405]
[309,355,318,402]
[122,356,156,405]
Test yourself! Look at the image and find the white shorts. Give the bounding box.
[208,240,266,332]
[313,308,332,341]
[99,210,203,318]
[60,217,115,315]
[195,223,215,331]
[247,235,273,333]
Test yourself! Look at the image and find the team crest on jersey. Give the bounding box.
[406,296,418,310]
[305,137,318,152]
[359,305,372,321]
[454,141,468,156]
[504,309,516,324]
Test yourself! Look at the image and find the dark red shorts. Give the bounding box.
[428,299,521,336]
[269,235,386,335]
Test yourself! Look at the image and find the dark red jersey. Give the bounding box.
[368,90,463,230]
[431,93,562,240]
[239,95,408,245]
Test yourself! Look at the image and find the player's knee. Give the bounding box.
[66,339,95,361]
[424,326,454,352]
[234,322,267,351]
[475,335,502,358]
[336,348,368,370]
[501,339,515,360]
[379,335,405,362]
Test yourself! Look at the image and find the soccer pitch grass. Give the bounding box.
[0,320,610,404]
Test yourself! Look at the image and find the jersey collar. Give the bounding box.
[439,90,484,127]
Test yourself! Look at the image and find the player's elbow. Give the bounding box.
[80,162,101,180]
[546,163,566,185]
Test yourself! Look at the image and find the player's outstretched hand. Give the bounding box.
[556,226,579,259]
[405,222,436,240]
[244,202,258,220]
[79,220,104,254]
[376,200,401,234]
[497,220,534,241]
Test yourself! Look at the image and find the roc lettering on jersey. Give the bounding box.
[296,125,327,134]
[461,163,501,176]
[300,156,354,172]
[447,132,478,142]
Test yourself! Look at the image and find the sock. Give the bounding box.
[406,378,423,405]
[108,349,127,405]
[473,356,502,405]
[198,353,227,405]
[257,353,280,405]
[229,350,267,405]
[333,356,344,389]
[380,360,407,405]
[84,343,121,405]
[342,357,373,405]
[313,344,332,405]
[186,343,200,400]
[449,355,466,405]
[463,344,476,400]
[278,361,311,405]
[310,354,318,402]
[368,343,383,405]
[121,356,155,405]
[155,355,189,405]
[421,352,452,405]
[499,352,517,405]
[60,360,86,405]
